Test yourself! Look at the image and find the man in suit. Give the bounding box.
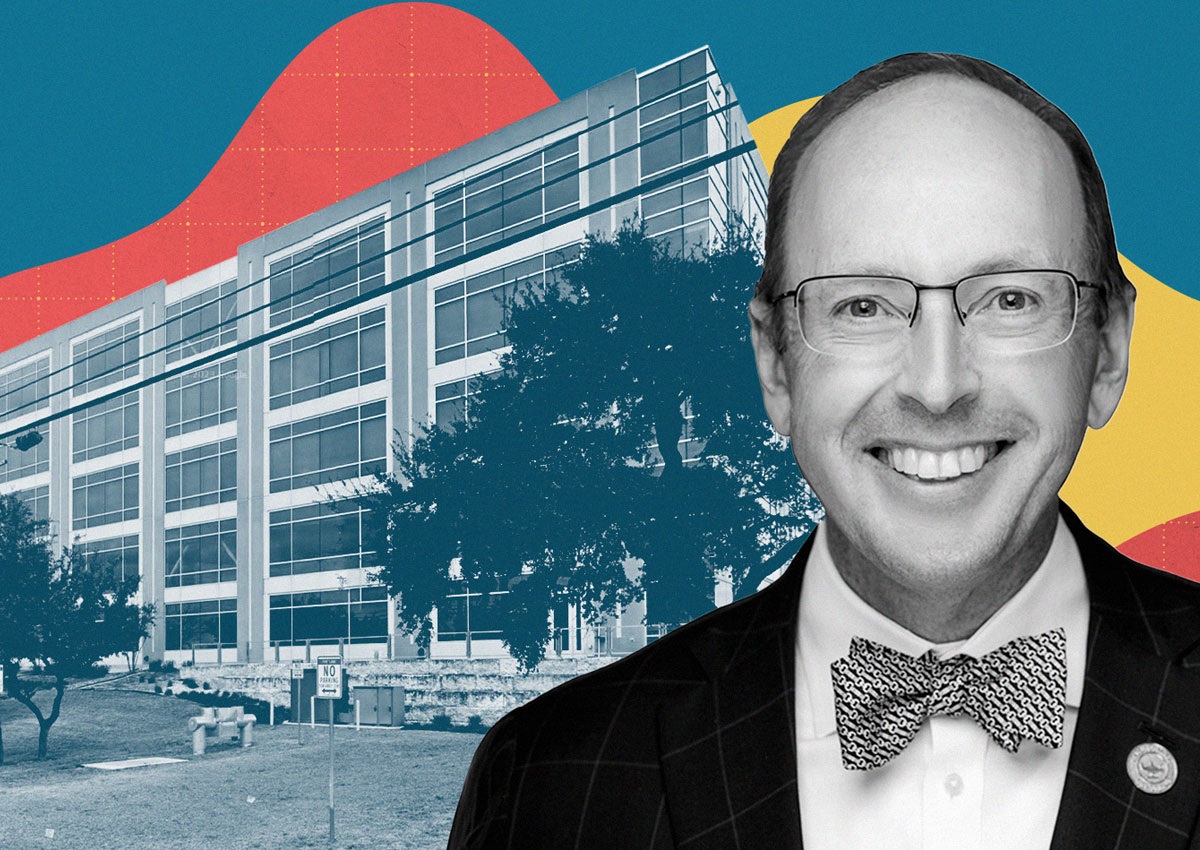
[449,52,1200,850]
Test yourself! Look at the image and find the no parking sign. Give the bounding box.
[316,657,342,699]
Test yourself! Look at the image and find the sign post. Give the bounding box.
[316,657,342,843]
[291,662,305,745]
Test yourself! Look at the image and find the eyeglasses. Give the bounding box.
[770,270,1102,359]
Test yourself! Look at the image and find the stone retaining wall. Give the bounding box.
[182,656,618,726]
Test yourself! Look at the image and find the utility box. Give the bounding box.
[351,685,406,726]
[291,667,351,723]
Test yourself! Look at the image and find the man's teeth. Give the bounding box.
[887,445,991,480]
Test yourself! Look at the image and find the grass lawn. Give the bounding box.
[0,688,482,849]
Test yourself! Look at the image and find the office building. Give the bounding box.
[0,48,767,664]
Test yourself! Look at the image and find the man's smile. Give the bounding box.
[867,441,1013,482]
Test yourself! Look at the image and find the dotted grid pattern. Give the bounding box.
[1118,510,1200,583]
[0,3,556,352]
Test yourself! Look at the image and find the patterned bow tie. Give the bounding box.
[830,628,1066,770]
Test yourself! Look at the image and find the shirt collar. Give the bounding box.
[796,513,1089,739]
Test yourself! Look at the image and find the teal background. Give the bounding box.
[2,1,1196,293]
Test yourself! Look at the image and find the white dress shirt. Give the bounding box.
[794,515,1089,850]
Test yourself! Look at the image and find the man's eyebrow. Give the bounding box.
[841,252,1057,281]
[960,251,1054,277]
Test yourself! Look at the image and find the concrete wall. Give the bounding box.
[180,656,618,726]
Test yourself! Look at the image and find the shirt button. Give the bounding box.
[944,773,964,797]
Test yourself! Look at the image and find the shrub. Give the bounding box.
[153,685,162,694]
[181,677,199,689]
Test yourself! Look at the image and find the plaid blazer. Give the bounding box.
[448,504,1200,849]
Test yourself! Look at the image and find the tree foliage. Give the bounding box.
[0,495,154,762]
[362,221,821,670]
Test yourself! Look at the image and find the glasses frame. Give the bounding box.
[769,269,1103,357]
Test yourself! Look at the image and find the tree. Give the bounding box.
[0,495,154,762]
[362,221,822,670]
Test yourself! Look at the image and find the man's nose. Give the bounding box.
[892,290,981,414]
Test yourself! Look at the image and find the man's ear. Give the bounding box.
[749,296,795,437]
[1088,286,1135,429]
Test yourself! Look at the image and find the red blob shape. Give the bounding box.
[1119,510,1200,582]
[0,3,557,353]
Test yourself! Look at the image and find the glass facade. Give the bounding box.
[433,245,580,365]
[268,401,386,493]
[166,519,236,587]
[165,358,238,439]
[0,422,49,483]
[165,439,236,513]
[72,390,139,462]
[434,376,482,429]
[164,598,237,650]
[437,584,510,641]
[638,53,709,178]
[165,280,237,363]
[15,484,50,524]
[639,54,725,255]
[434,137,580,262]
[269,586,389,645]
[268,308,385,409]
[269,500,373,577]
[0,356,50,422]
[72,464,138,529]
[72,319,140,396]
[268,216,385,325]
[80,534,139,584]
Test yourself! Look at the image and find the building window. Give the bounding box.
[268,216,385,326]
[433,245,580,365]
[437,582,510,642]
[268,308,385,410]
[164,598,237,651]
[642,175,713,255]
[0,422,49,483]
[15,484,50,524]
[80,535,139,584]
[72,319,139,396]
[72,464,138,529]
[269,587,388,646]
[165,280,237,363]
[71,390,139,462]
[434,137,580,262]
[0,357,50,422]
[638,54,709,179]
[268,401,386,493]
[269,500,373,577]
[165,358,238,439]
[165,439,236,513]
[166,520,236,587]
[433,377,482,429]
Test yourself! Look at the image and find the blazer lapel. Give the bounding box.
[656,537,812,849]
[1051,505,1200,849]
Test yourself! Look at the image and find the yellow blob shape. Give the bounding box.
[750,100,1200,546]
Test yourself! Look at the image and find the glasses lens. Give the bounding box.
[956,271,1077,352]
[797,277,916,356]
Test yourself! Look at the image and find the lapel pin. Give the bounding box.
[1126,742,1178,795]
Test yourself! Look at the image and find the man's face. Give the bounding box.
[750,76,1132,595]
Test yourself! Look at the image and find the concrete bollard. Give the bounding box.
[192,724,207,756]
